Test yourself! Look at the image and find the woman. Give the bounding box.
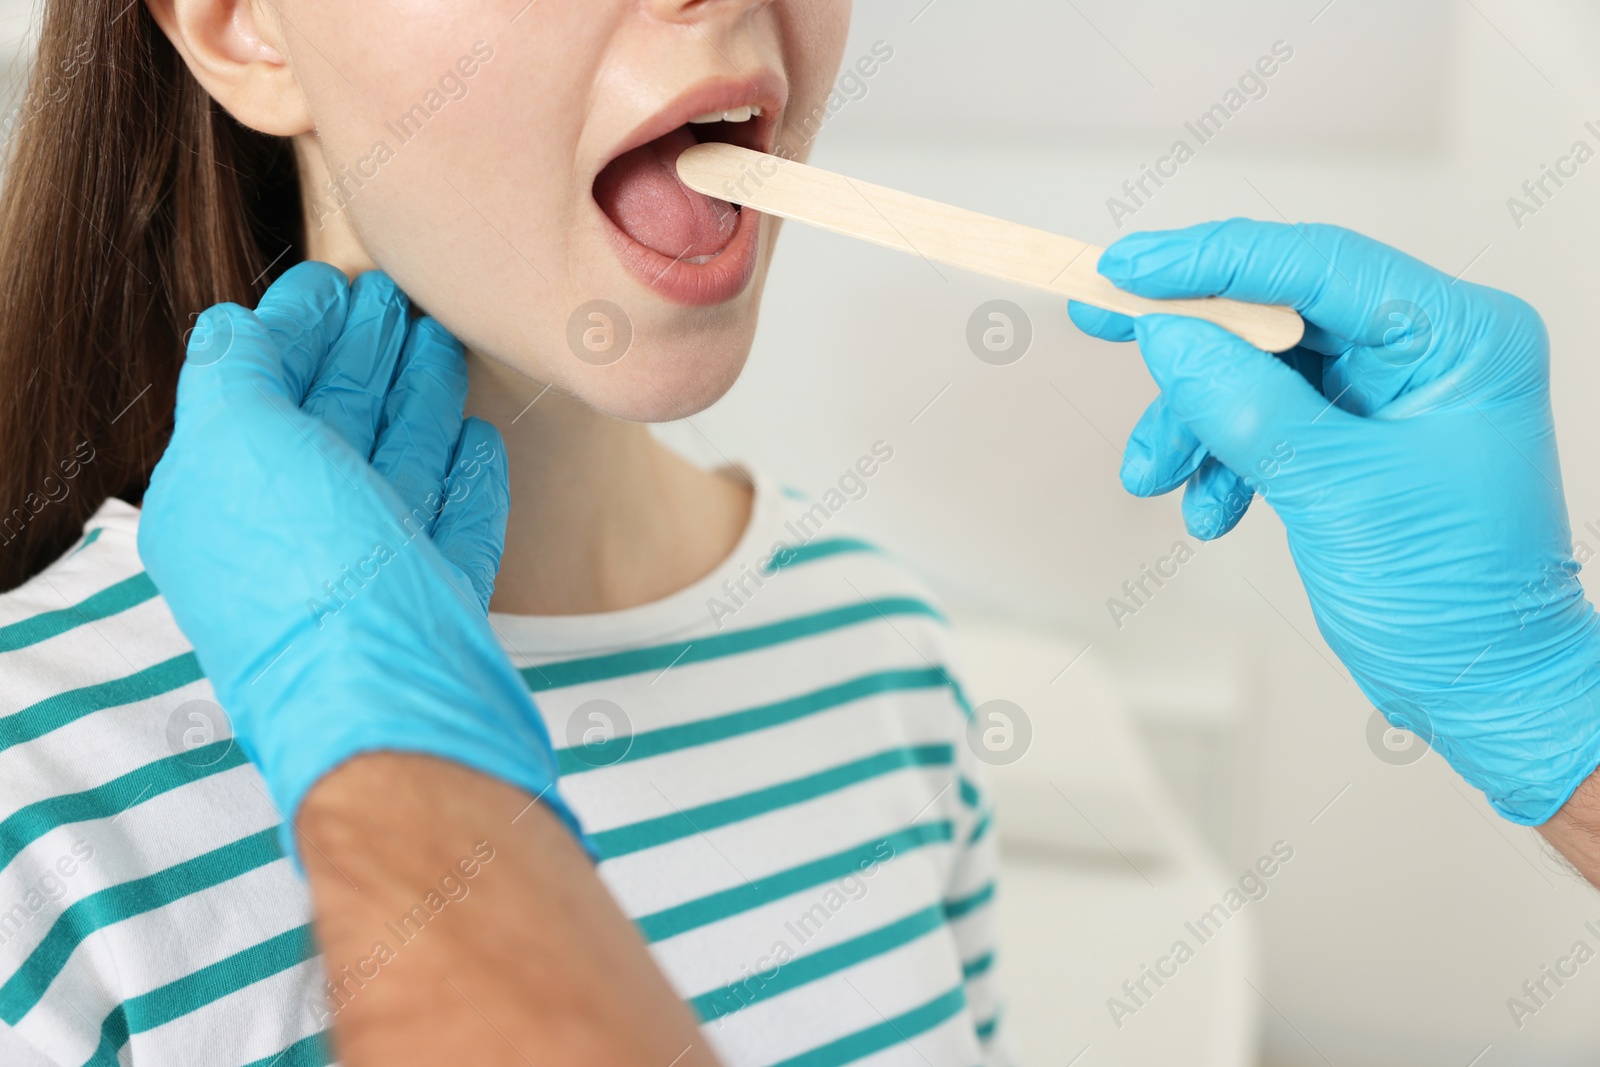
[0,1,1005,1063]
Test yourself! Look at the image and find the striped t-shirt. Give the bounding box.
[0,472,1005,1066]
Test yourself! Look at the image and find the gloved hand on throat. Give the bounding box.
[140,263,581,852]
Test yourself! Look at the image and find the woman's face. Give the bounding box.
[275,0,850,420]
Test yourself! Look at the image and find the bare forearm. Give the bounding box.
[296,754,720,1066]
[1539,768,1600,888]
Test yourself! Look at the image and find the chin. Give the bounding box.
[564,316,757,423]
[543,223,777,423]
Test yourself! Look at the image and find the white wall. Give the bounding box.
[664,1,1600,1063]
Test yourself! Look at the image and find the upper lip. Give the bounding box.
[596,70,787,175]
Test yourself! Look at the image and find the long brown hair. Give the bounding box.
[0,0,301,591]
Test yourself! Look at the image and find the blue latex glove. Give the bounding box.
[140,263,580,846]
[1069,219,1600,825]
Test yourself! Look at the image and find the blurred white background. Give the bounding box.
[4,0,1598,1063]
[661,1,1600,1065]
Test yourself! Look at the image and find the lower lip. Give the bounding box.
[598,199,763,308]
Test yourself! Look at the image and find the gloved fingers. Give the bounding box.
[1067,300,1137,342]
[1121,394,1209,497]
[1182,456,1254,540]
[1073,292,1354,362]
[1120,341,1331,498]
[1299,319,1354,357]
[1130,314,1350,483]
[432,417,512,614]
[1320,348,1421,416]
[1316,291,1463,415]
[1069,301,1211,498]
[371,317,469,536]
[173,302,311,424]
[300,271,410,458]
[249,261,352,403]
[1096,220,1455,352]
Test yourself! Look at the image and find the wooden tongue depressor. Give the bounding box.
[677,142,1305,354]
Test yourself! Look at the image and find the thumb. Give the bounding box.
[431,417,512,614]
[1131,314,1351,493]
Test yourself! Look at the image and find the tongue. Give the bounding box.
[595,126,739,259]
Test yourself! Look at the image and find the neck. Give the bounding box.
[282,145,744,615]
[463,351,751,617]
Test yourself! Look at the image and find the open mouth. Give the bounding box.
[593,75,783,306]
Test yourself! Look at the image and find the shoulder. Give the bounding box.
[0,497,145,624]
[0,500,320,1063]
[0,497,259,857]
[0,494,224,826]
[0,498,200,738]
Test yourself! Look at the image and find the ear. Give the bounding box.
[144,0,311,136]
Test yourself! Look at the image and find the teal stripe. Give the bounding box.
[637,821,953,944]
[967,812,992,846]
[82,925,318,1067]
[0,828,284,1024]
[975,1013,999,1041]
[762,538,880,575]
[692,904,945,1022]
[128,924,316,1032]
[0,652,204,754]
[947,676,974,719]
[239,1033,331,1067]
[958,777,980,809]
[522,597,945,692]
[0,574,158,654]
[558,667,957,777]
[1,743,246,875]
[83,1004,127,1067]
[944,881,995,921]
[962,951,994,980]
[590,744,954,859]
[769,984,968,1067]
[68,527,105,557]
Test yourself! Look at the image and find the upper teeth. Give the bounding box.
[689,105,762,124]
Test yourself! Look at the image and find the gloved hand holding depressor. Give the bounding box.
[139,262,582,848]
[1069,219,1600,825]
